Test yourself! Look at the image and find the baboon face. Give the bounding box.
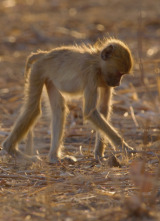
[100,43,133,87]
[104,70,124,87]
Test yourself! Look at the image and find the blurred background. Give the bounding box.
[0,0,160,149]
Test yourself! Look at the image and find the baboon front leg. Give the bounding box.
[46,81,66,163]
[84,86,133,157]
[94,87,112,160]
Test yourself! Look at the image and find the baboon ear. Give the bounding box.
[101,45,114,60]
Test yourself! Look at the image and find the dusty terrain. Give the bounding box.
[0,0,160,220]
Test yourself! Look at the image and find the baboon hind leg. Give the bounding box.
[25,130,34,156]
[2,65,44,161]
[45,81,66,163]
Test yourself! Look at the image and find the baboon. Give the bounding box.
[2,38,134,163]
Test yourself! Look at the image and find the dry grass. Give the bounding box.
[0,0,160,220]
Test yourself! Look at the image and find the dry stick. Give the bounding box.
[0,168,56,182]
[0,174,28,179]
[28,186,49,196]
[130,106,139,128]
[104,149,158,155]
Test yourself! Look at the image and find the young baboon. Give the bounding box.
[2,38,134,163]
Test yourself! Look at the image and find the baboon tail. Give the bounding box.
[25,51,45,80]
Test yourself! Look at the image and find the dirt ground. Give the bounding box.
[0,0,160,220]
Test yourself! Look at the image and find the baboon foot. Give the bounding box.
[48,154,77,164]
[61,155,77,164]
[0,146,41,163]
[14,150,41,162]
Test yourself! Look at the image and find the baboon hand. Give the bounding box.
[118,142,134,155]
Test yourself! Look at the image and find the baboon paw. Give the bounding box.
[0,142,15,157]
[30,155,42,162]
[94,151,104,161]
[1,140,11,152]
[48,154,61,163]
[48,155,77,164]
[48,157,59,164]
[61,155,77,164]
[124,145,134,153]
[0,148,8,156]
[12,150,41,163]
[118,144,135,156]
[0,148,41,163]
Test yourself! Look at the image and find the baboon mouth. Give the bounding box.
[114,82,120,87]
